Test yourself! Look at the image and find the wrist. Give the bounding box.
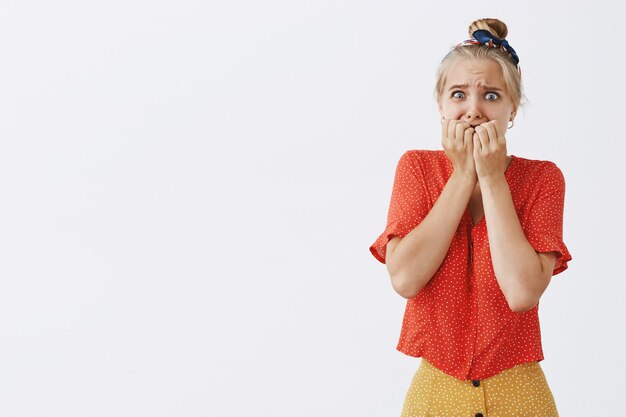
[478,173,507,189]
[450,170,477,187]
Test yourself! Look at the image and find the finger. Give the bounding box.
[441,119,450,146]
[444,119,456,137]
[483,122,499,147]
[494,121,505,144]
[455,122,465,145]
[473,132,482,153]
[454,121,470,145]
[475,125,490,150]
[464,127,474,148]
[450,120,459,139]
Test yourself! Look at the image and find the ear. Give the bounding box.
[510,106,518,121]
[438,100,444,118]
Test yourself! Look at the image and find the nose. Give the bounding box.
[464,98,484,124]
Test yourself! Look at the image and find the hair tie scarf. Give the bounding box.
[457,29,521,76]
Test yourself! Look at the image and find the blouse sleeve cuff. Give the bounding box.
[369,221,410,264]
[526,234,573,276]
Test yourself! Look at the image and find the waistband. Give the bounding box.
[421,358,545,383]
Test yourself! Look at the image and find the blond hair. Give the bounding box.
[435,18,524,110]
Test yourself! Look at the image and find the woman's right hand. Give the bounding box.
[441,119,477,181]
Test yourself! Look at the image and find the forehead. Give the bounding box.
[445,59,505,89]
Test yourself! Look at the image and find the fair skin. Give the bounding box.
[385,58,557,312]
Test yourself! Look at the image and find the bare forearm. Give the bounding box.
[480,175,544,310]
[388,172,475,298]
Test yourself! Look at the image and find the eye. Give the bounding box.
[485,92,499,101]
[451,91,465,99]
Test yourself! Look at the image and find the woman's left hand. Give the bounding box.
[472,120,508,181]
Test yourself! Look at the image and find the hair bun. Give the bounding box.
[468,18,508,39]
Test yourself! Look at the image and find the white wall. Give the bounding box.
[0,0,623,416]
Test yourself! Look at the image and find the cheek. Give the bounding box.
[442,103,463,117]
[490,109,510,125]
[495,105,513,118]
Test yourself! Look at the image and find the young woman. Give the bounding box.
[369,18,572,417]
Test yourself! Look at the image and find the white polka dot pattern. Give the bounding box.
[369,150,573,380]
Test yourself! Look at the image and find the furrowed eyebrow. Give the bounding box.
[448,84,503,92]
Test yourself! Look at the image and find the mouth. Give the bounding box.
[469,121,490,128]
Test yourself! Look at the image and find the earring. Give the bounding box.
[507,120,514,129]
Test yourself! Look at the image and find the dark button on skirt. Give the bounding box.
[400,358,559,416]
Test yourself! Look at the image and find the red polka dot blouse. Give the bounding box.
[369,149,573,380]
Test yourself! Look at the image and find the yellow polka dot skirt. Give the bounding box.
[400,359,559,417]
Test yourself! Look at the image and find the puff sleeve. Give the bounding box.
[522,162,572,275]
[369,151,431,264]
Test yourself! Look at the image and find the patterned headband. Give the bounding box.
[457,29,521,76]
